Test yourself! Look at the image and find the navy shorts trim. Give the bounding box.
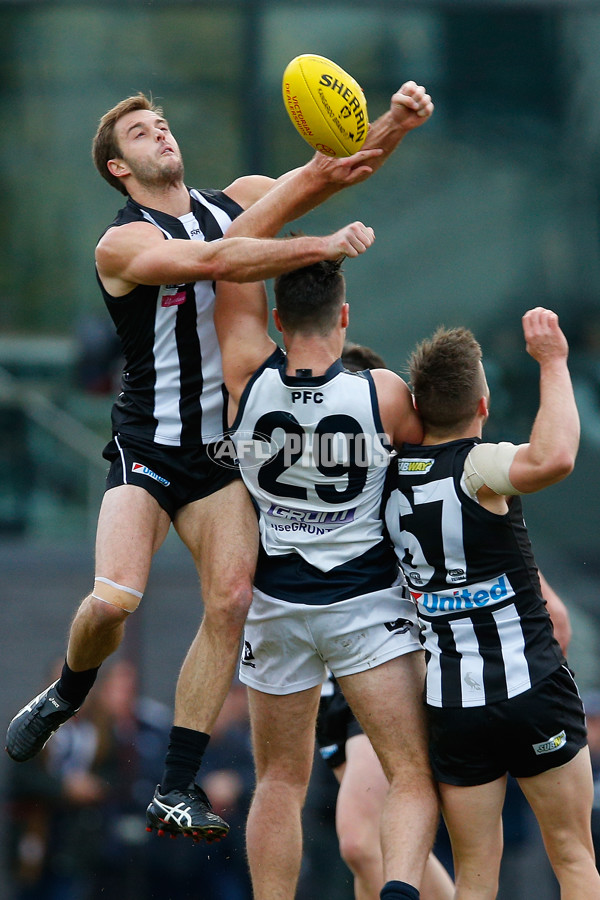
[254,539,398,606]
[428,664,588,786]
[103,432,240,519]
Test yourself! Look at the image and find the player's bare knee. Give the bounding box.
[83,596,129,633]
[260,769,311,801]
[229,582,253,625]
[201,606,247,646]
[338,830,374,874]
[545,828,591,871]
[203,580,252,629]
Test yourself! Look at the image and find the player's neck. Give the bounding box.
[284,333,341,378]
[422,421,483,445]
[128,180,191,218]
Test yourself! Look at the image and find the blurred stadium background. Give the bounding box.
[1,1,599,897]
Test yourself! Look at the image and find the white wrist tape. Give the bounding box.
[92,577,143,613]
[463,442,524,498]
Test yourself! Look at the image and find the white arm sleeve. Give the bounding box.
[463,442,526,498]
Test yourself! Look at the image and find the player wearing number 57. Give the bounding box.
[384,309,600,898]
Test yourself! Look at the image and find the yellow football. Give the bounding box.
[282,54,368,157]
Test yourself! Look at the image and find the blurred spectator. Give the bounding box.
[5,660,254,900]
[6,658,119,900]
[93,665,254,900]
[74,314,122,395]
[83,658,171,898]
[185,678,255,900]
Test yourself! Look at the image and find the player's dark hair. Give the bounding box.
[342,342,387,372]
[409,326,485,433]
[274,258,345,336]
[92,92,163,195]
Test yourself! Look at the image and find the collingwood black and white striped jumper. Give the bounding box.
[96,188,242,448]
[384,438,565,708]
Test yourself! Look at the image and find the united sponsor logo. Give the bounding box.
[532,730,566,756]
[131,462,170,487]
[409,574,514,613]
[397,458,434,474]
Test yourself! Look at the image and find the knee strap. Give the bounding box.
[92,577,143,613]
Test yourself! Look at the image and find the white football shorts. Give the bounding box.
[239,584,422,695]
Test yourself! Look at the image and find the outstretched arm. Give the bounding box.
[360,80,434,169]
[223,80,434,239]
[467,309,579,511]
[224,149,383,239]
[508,307,580,493]
[96,218,372,296]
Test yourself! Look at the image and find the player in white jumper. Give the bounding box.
[216,255,438,900]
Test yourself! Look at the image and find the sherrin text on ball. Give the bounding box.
[282,54,368,157]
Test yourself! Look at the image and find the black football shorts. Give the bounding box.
[316,677,364,770]
[428,664,587,786]
[103,432,240,519]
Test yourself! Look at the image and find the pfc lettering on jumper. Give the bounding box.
[291,390,324,404]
